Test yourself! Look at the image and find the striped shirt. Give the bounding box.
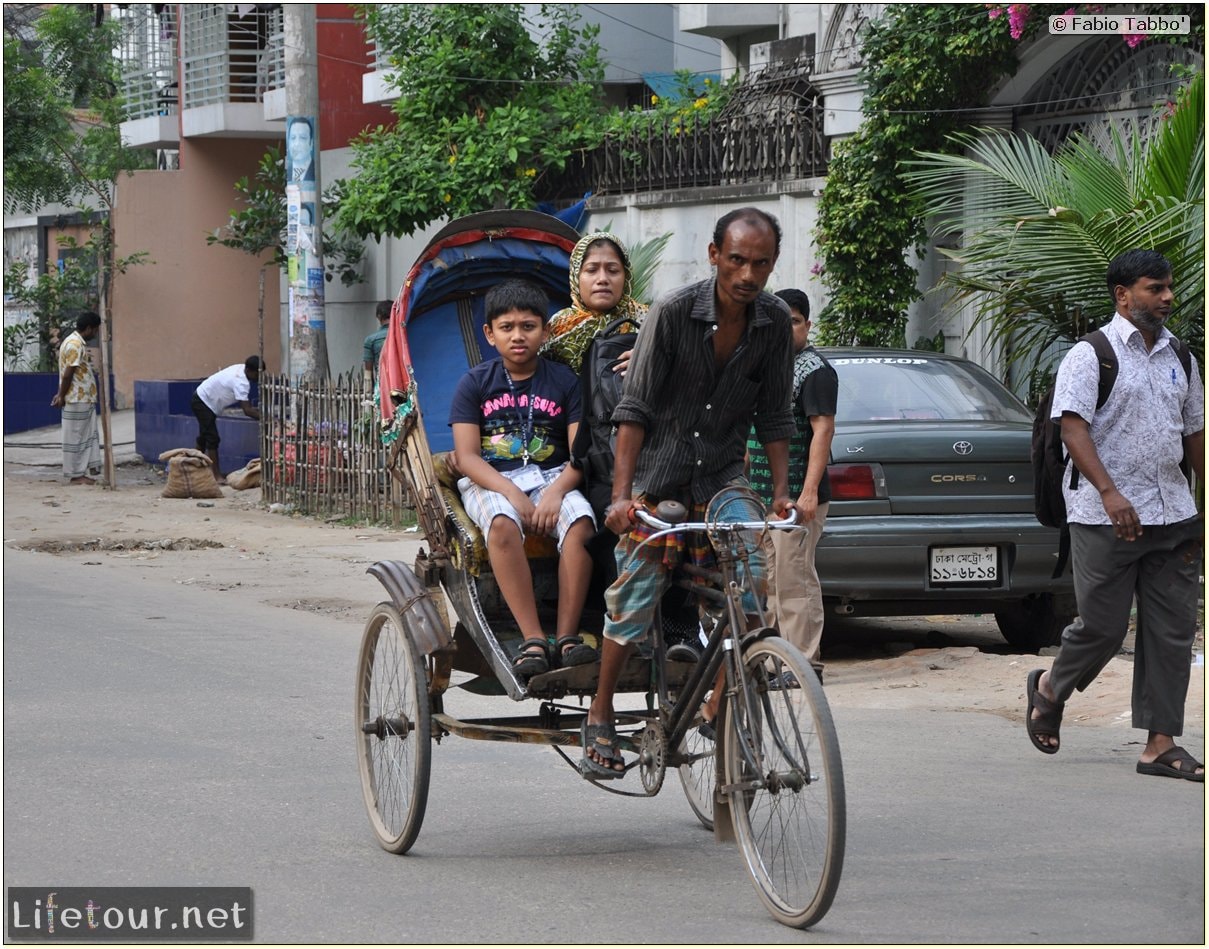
[612,277,795,502]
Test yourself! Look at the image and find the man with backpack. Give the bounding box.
[1026,249,1204,782]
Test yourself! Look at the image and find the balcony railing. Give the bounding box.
[115,3,179,121]
[538,104,828,201]
[180,3,282,109]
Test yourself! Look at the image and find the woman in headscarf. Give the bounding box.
[543,232,644,519]
[543,233,701,658]
[543,231,645,373]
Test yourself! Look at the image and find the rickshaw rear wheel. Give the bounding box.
[355,602,432,854]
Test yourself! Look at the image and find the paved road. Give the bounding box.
[4,550,1204,943]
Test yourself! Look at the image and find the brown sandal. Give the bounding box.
[1026,668,1062,755]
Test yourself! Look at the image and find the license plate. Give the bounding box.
[930,546,999,585]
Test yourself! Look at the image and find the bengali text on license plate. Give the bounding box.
[930,546,998,584]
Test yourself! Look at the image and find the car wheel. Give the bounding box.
[994,595,1074,653]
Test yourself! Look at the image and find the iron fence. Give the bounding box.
[259,372,410,526]
[540,104,828,200]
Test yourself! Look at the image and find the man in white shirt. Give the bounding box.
[1026,249,1204,782]
[192,356,263,484]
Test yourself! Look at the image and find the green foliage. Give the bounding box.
[208,147,365,287]
[620,232,673,306]
[3,35,75,211]
[336,4,605,239]
[912,330,946,353]
[4,256,100,371]
[596,71,740,170]
[814,3,1204,349]
[906,71,1205,376]
[814,4,1022,346]
[4,317,42,371]
[3,6,151,213]
[1,231,152,372]
[603,71,737,138]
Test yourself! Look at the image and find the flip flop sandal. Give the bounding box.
[1136,745,1205,782]
[512,638,549,678]
[555,634,597,668]
[579,721,625,779]
[1026,668,1063,755]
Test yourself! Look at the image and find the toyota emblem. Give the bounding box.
[952,441,974,455]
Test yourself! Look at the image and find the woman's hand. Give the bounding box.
[613,349,634,377]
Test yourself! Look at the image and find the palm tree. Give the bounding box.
[905,70,1203,392]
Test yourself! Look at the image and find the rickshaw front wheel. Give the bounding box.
[355,602,432,854]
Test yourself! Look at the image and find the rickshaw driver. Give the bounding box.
[581,208,798,778]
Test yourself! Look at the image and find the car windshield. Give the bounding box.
[829,355,1031,423]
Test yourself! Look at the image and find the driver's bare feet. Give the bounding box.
[69,476,96,485]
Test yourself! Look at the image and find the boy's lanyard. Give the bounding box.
[503,366,536,465]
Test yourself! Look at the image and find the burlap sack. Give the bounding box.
[227,458,262,491]
[159,448,224,499]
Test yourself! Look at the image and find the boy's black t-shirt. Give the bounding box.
[447,357,582,472]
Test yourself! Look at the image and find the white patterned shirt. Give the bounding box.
[58,331,97,404]
[1052,313,1204,525]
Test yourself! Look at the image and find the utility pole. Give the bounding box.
[283,4,329,383]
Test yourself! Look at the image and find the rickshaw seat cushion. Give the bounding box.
[432,452,558,571]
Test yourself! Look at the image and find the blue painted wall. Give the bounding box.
[4,373,116,434]
[134,379,259,474]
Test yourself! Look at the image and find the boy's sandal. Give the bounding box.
[512,638,549,678]
[556,634,597,667]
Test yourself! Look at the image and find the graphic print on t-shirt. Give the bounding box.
[447,358,580,473]
[480,381,565,464]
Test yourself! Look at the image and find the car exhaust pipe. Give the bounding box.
[834,600,855,615]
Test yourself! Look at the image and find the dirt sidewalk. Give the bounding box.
[3,460,1203,738]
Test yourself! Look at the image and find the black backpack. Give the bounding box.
[1032,328,1192,575]
[571,316,639,520]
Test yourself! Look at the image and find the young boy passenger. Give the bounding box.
[448,279,598,679]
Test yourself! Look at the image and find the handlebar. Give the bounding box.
[633,502,799,534]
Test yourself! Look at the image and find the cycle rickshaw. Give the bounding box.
[356,210,845,928]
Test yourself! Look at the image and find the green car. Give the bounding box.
[817,348,1076,652]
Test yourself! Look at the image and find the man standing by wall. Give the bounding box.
[746,288,837,678]
[363,300,391,386]
[50,311,102,485]
[1026,249,1204,782]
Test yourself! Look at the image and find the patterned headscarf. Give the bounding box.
[542,232,647,372]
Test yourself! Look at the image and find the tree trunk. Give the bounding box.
[258,266,265,367]
[95,248,116,491]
